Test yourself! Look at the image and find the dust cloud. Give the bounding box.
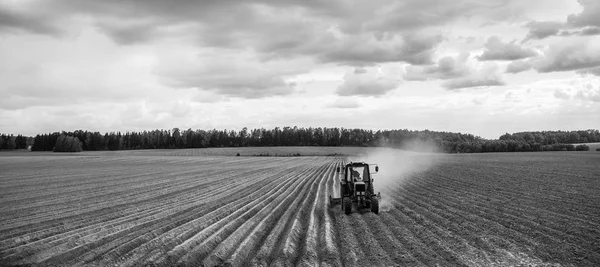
[360,144,444,212]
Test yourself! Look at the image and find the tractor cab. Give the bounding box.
[345,165,370,201]
[347,165,370,183]
[330,162,381,214]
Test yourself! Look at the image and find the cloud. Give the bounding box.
[478,36,537,61]
[442,64,505,90]
[155,49,306,99]
[523,1,600,41]
[315,33,443,66]
[523,21,563,41]
[354,68,368,74]
[534,40,600,73]
[405,53,470,81]
[0,4,62,35]
[329,98,361,109]
[567,0,600,28]
[506,39,600,75]
[336,67,400,96]
[506,59,534,73]
[553,89,571,100]
[471,92,491,105]
[0,33,155,110]
[0,0,496,67]
[360,0,519,33]
[579,26,600,35]
[503,91,522,102]
[443,76,505,90]
[559,26,600,36]
[93,19,164,45]
[574,84,600,102]
[404,53,505,90]
[576,66,600,76]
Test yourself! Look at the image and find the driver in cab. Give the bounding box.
[350,168,361,182]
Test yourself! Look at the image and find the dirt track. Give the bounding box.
[1,151,599,266]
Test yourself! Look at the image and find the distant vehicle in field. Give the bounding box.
[330,162,381,214]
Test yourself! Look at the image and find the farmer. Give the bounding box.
[351,168,361,182]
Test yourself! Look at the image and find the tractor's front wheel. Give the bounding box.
[371,198,379,214]
[343,197,352,215]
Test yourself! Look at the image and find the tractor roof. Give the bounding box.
[346,162,369,167]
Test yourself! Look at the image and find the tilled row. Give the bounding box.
[379,164,600,266]
[2,153,599,267]
[0,156,343,266]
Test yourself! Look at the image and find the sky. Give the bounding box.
[0,0,599,139]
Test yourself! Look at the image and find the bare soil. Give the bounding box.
[1,150,599,266]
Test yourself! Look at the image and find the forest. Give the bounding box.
[3,128,595,153]
[0,134,31,151]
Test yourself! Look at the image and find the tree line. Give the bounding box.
[0,134,32,150]
[22,128,599,153]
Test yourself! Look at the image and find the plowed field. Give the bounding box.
[1,150,599,266]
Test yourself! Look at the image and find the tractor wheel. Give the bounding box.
[343,197,352,215]
[367,183,374,195]
[371,198,379,214]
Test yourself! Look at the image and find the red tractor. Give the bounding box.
[330,162,380,214]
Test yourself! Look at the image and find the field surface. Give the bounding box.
[1,149,599,266]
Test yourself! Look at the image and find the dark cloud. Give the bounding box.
[524,1,600,41]
[578,26,600,35]
[0,6,61,35]
[336,68,399,96]
[534,41,600,73]
[523,21,563,41]
[160,69,297,99]
[405,53,505,90]
[444,63,505,90]
[442,76,505,90]
[505,59,533,73]
[319,34,443,66]
[360,0,516,34]
[505,39,600,75]
[404,53,470,81]
[567,0,600,28]
[354,68,367,74]
[559,26,600,36]
[576,66,600,76]
[0,0,501,67]
[93,19,162,45]
[478,36,537,61]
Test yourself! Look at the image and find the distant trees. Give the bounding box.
[31,133,60,151]
[483,130,600,153]
[499,130,600,145]
[25,128,600,154]
[53,135,83,152]
[0,134,31,150]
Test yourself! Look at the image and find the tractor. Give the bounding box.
[329,162,381,214]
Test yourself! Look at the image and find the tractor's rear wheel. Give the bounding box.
[371,198,379,214]
[343,197,352,215]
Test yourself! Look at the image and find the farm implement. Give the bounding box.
[330,162,381,214]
